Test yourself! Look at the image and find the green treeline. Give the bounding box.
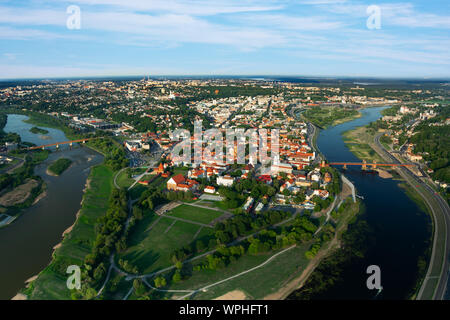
[410,125,450,183]
[71,188,129,300]
[87,138,128,171]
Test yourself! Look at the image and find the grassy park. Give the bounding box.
[167,204,224,225]
[118,214,213,274]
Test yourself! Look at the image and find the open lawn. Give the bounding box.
[173,167,189,176]
[27,165,114,300]
[119,215,213,274]
[156,244,311,300]
[115,169,135,189]
[167,204,224,225]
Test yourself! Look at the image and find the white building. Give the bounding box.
[217,175,234,187]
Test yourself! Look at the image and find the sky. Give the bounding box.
[0,0,449,79]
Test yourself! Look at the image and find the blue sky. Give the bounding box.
[0,0,449,79]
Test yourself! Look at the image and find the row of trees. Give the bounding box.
[72,188,129,299]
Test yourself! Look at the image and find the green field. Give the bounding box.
[167,204,224,225]
[149,244,311,300]
[118,214,213,274]
[173,167,189,176]
[26,165,114,300]
[115,169,135,189]
[302,106,361,128]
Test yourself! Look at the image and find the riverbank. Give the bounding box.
[22,164,114,300]
[268,198,361,299]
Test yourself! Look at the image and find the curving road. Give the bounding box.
[374,133,450,300]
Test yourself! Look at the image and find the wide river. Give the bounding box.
[0,114,103,300]
[316,107,432,299]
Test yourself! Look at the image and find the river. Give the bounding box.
[0,114,103,300]
[315,107,432,299]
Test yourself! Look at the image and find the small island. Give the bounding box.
[30,126,49,135]
[47,158,72,176]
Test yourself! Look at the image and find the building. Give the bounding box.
[255,202,264,213]
[243,197,254,212]
[204,186,216,194]
[167,174,199,192]
[167,174,186,191]
[256,175,272,185]
[270,163,293,175]
[152,163,165,175]
[124,140,141,152]
[217,175,234,187]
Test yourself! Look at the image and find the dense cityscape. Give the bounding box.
[0,77,448,302]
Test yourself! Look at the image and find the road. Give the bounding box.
[289,105,322,166]
[374,133,450,300]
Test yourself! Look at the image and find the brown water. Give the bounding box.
[0,115,103,299]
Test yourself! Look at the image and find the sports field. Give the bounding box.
[167,204,224,225]
[118,213,213,275]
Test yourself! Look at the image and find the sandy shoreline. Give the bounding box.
[376,169,393,179]
[32,189,47,205]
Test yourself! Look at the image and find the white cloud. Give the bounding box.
[239,14,345,30]
[53,0,283,16]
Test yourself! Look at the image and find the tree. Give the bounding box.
[195,240,206,252]
[172,270,182,283]
[154,276,167,288]
[133,279,146,296]
[93,263,106,281]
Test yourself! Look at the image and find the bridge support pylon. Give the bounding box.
[371,161,377,170]
[362,160,367,170]
[343,164,347,170]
